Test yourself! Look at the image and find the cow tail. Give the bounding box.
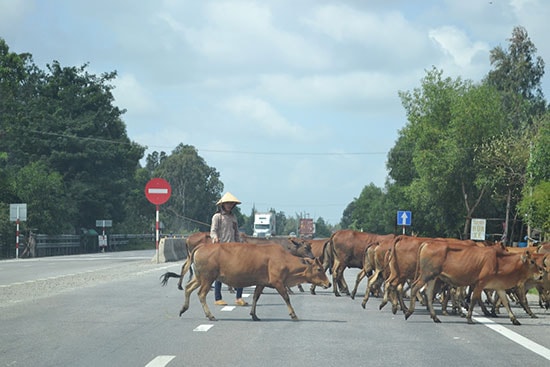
[327,233,338,274]
[159,272,181,286]
[413,242,426,282]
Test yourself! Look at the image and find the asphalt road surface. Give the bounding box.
[1,250,549,367]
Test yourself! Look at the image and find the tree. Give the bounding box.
[485,26,546,127]
[518,115,550,238]
[154,144,223,233]
[348,183,388,233]
[1,39,145,235]
[389,68,511,238]
[315,217,332,238]
[14,161,75,234]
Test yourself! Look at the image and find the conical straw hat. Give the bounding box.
[216,192,241,205]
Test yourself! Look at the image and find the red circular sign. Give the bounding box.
[145,178,172,205]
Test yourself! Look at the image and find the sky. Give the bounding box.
[1,0,549,226]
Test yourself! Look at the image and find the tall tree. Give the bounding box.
[154,144,223,233]
[389,68,509,237]
[1,38,145,234]
[485,26,546,127]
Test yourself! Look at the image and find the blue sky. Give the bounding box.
[1,0,549,225]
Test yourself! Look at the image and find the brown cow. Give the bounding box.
[359,235,400,308]
[161,242,331,321]
[405,241,543,325]
[329,229,395,297]
[176,232,315,290]
[381,235,477,314]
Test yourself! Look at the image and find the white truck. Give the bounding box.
[253,212,276,238]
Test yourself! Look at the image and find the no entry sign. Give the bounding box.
[145,178,172,205]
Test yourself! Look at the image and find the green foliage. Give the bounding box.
[518,181,550,235]
[1,37,144,239]
[485,26,546,125]
[153,144,223,233]
[314,217,332,238]
[14,161,74,233]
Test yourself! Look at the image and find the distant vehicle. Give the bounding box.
[299,218,315,239]
[253,212,276,238]
[289,232,296,237]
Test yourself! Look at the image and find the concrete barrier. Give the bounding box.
[152,237,187,263]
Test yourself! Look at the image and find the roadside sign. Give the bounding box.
[145,178,172,263]
[95,220,112,227]
[470,218,486,240]
[397,211,412,226]
[145,178,172,205]
[10,203,27,221]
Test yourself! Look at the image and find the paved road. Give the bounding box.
[1,250,549,367]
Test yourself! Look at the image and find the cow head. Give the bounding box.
[302,258,331,289]
[522,250,545,281]
[289,238,315,259]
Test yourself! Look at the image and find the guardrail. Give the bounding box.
[35,234,81,257]
[108,233,155,250]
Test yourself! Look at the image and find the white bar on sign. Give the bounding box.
[148,188,168,194]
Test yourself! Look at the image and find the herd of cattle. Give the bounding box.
[160,229,550,325]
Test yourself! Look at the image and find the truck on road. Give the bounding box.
[253,212,276,238]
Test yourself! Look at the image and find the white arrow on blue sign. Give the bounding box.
[397,211,412,226]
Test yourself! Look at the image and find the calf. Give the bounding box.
[162,242,331,321]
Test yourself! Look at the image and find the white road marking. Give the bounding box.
[145,355,175,367]
[194,324,214,332]
[473,314,550,361]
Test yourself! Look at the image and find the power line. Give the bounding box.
[25,129,389,156]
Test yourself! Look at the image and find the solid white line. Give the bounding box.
[144,355,175,367]
[473,315,550,361]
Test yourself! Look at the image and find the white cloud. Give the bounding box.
[112,73,157,115]
[221,95,310,139]
[428,26,489,68]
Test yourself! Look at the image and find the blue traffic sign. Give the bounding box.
[397,211,412,226]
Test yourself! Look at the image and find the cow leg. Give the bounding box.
[494,289,521,325]
[273,283,298,320]
[197,279,217,321]
[466,285,485,324]
[361,269,380,309]
[180,276,201,317]
[177,259,188,290]
[331,261,343,297]
[397,282,409,314]
[250,286,264,321]
[405,278,425,320]
[310,284,317,295]
[351,269,366,300]
[424,280,441,323]
[514,284,538,318]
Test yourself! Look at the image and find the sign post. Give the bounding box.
[10,203,27,259]
[397,210,412,235]
[95,220,112,252]
[145,178,172,263]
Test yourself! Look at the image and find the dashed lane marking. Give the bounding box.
[144,355,175,367]
[193,324,214,332]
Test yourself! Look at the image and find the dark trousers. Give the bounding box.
[214,280,243,300]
